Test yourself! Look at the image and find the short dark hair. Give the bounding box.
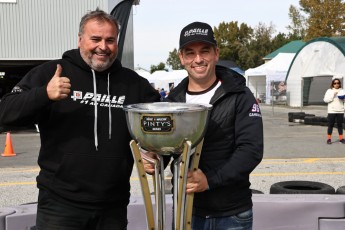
[331,78,342,88]
[79,8,119,36]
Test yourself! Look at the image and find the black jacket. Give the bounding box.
[0,49,160,208]
[167,65,264,217]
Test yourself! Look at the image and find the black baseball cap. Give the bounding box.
[179,22,217,50]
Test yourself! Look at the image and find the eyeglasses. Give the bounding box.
[333,82,340,85]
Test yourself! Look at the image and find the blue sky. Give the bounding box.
[132,0,300,70]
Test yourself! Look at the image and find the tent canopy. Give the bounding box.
[245,53,296,103]
[245,53,296,78]
[286,37,345,107]
[264,40,305,60]
[135,69,187,92]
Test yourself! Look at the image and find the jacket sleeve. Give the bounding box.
[0,65,52,126]
[138,77,161,103]
[323,89,334,103]
[206,88,264,189]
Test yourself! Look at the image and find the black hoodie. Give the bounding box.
[167,65,264,217]
[0,49,160,208]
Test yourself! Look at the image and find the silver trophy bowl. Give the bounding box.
[123,102,212,155]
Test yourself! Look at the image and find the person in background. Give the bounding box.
[160,88,167,100]
[323,78,345,144]
[169,82,175,91]
[0,8,160,230]
[144,21,263,230]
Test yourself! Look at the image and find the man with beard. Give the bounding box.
[0,8,160,230]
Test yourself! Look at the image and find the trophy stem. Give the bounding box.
[184,139,204,230]
[155,155,166,229]
[174,140,192,230]
[130,140,155,230]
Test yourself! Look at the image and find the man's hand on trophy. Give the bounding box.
[141,151,158,175]
[186,169,209,193]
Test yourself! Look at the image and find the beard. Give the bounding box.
[80,49,117,72]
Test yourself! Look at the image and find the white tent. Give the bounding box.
[286,37,345,107]
[135,69,187,92]
[245,53,296,104]
[135,68,151,79]
[245,62,267,102]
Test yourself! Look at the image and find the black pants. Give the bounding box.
[36,190,127,230]
[327,113,344,136]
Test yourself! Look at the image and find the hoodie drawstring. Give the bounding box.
[91,69,98,150]
[107,73,112,139]
[91,70,112,151]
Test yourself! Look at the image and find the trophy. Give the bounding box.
[123,102,212,230]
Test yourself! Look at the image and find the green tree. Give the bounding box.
[300,0,345,40]
[166,48,183,70]
[287,5,307,39]
[270,32,298,52]
[213,21,253,69]
[247,22,276,67]
[150,62,167,74]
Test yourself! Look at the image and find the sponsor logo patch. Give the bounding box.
[249,104,262,117]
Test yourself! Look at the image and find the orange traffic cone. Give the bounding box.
[2,132,16,157]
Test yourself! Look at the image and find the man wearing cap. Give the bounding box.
[167,22,263,229]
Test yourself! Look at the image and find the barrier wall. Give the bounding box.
[1,194,345,230]
[253,194,345,230]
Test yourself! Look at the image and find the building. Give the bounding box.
[0,0,138,97]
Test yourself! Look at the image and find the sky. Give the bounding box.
[132,0,300,70]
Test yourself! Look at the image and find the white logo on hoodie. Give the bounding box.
[71,91,125,108]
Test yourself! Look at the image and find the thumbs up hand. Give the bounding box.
[47,64,71,101]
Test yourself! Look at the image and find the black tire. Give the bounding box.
[251,189,264,194]
[293,114,304,119]
[20,201,38,205]
[304,114,315,117]
[336,186,345,194]
[320,122,329,126]
[288,112,305,122]
[315,116,328,126]
[304,116,315,125]
[270,181,335,194]
[311,116,324,126]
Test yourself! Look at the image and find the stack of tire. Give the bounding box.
[288,112,305,123]
[304,115,328,126]
[304,115,343,127]
[288,112,316,124]
[288,112,330,126]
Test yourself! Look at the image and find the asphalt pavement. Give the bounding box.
[0,104,345,208]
